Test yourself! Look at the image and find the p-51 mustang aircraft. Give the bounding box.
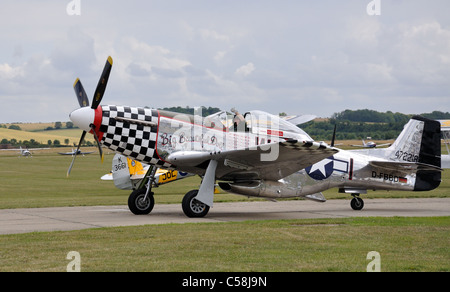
[101,153,194,188]
[67,57,442,217]
[100,153,195,214]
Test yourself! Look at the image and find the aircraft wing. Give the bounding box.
[167,139,338,181]
[0,148,49,151]
[58,151,94,155]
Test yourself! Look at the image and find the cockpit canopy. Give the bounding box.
[204,110,313,141]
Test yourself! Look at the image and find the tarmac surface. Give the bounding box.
[1,198,449,235]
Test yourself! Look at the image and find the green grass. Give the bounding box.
[0,149,449,272]
[0,217,448,272]
[0,151,449,209]
[0,151,266,209]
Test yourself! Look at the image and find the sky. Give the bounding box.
[0,0,449,123]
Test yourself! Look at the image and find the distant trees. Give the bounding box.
[302,109,450,141]
[45,121,74,131]
[8,125,21,131]
[331,109,450,123]
[159,106,221,117]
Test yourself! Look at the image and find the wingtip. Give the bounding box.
[107,56,113,65]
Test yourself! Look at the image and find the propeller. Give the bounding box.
[73,78,89,107]
[92,56,113,110]
[67,56,113,176]
[331,124,337,147]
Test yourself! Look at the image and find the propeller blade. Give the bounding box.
[67,130,86,177]
[331,124,337,147]
[90,125,104,163]
[91,56,113,109]
[73,78,90,107]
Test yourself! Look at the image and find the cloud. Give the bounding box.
[1,1,450,122]
[199,29,230,42]
[50,28,96,75]
[126,62,151,77]
[235,62,255,77]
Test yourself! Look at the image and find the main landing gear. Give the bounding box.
[128,166,157,215]
[127,165,211,218]
[128,188,155,215]
[182,190,210,218]
[350,194,364,210]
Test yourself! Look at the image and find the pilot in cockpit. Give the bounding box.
[231,108,245,131]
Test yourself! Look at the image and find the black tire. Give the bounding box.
[182,190,210,218]
[128,188,155,215]
[350,197,364,210]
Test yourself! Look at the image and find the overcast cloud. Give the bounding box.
[0,0,449,123]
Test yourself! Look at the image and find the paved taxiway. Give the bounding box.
[1,198,449,235]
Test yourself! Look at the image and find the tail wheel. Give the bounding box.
[128,189,155,215]
[182,190,210,218]
[350,197,364,210]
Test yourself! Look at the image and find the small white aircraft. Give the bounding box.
[351,139,391,148]
[0,146,49,157]
[67,57,443,217]
[19,146,32,157]
[58,148,94,156]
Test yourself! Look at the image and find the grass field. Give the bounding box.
[0,144,449,272]
[0,217,448,272]
[0,149,449,209]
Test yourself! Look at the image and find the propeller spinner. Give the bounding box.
[67,56,113,176]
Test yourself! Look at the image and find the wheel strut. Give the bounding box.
[142,166,158,202]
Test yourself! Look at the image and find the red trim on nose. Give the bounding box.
[89,106,104,141]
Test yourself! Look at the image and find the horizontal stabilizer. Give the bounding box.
[282,114,316,125]
[369,161,443,172]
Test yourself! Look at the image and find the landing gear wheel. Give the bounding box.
[182,190,210,218]
[350,197,364,210]
[128,188,155,215]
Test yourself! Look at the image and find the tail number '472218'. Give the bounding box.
[395,150,419,162]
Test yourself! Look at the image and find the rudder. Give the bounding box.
[412,116,441,191]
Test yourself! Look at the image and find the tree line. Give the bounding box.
[303,109,450,141]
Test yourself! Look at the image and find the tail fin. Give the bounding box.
[388,116,441,166]
[388,116,441,190]
[127,157,146,177]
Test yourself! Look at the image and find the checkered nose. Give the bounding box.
[70,107,95,132]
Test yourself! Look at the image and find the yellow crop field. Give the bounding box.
[0,127,95,146]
